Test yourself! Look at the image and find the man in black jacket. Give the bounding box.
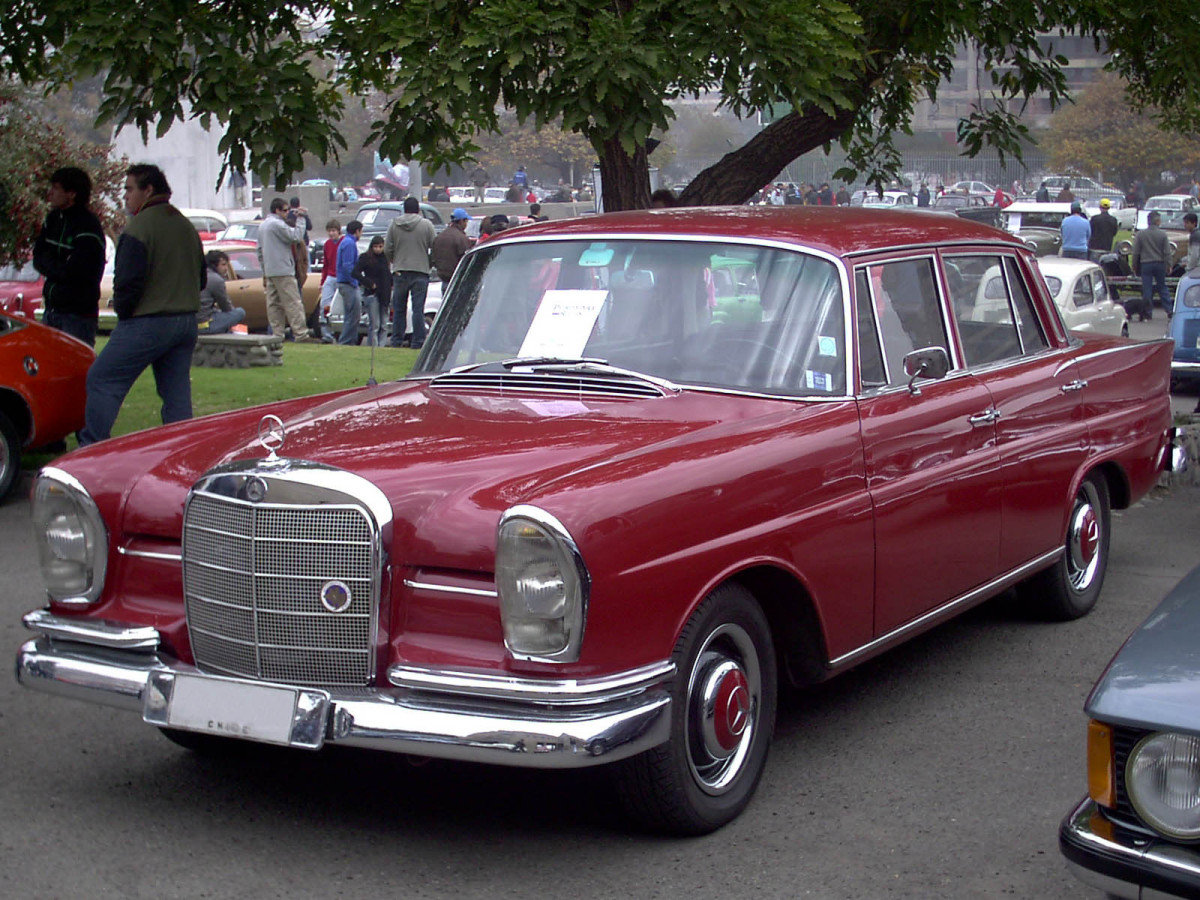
[32,167,106,346]
[1089,198,1120,259]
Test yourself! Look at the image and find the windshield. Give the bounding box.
[1148,197,1183,210]
[415,238,847,396]
[221,223,258,241]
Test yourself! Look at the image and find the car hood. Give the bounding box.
[69,379,796,569]
[1085,563,1200,733]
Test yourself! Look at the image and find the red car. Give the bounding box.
[15,207,1178,833]
[0,312,92,497]
[0,260,45,319]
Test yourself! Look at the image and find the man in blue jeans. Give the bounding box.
[336,220,363,344]
[384,197,435,348]
[80,163,204,445]
[1131,210,1173,321]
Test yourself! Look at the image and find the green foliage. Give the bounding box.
[0,82,126,267]
[3,0,1197,210]
[1043,72,1200,188]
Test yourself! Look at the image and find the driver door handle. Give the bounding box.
[1062,379,1088,393]
[968,408,1001,426]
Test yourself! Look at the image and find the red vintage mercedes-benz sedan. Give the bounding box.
[16,207,1179,834]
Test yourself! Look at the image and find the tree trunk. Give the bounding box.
[677,105,859,208]
[597,136,650,212]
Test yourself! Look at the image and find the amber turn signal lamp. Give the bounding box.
[1087,719,1117,809]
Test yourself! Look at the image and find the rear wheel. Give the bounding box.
[613,583,776,834]
[1021,472,1111,620]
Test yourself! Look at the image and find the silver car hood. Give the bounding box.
[1085,563,1200,734]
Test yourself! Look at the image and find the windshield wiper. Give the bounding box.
[520,359,680,394]
[500,356,609,369]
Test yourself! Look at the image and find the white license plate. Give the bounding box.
[166,674,304,746]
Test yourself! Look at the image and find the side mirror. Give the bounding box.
[903,346,950,396]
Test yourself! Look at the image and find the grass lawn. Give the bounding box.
[24,338,421,467]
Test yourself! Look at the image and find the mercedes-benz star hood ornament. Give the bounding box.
[258,414,286,461]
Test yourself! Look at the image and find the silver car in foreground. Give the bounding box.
[1060,562,1200,899]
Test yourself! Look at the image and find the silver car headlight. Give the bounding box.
[1126,732,1200,840]
[495,505,589,662]
[32,467,108,605]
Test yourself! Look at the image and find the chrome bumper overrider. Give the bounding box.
[16,611,673,768]
[1060,797,1200,900]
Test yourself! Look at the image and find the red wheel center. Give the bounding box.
[712,668,751,752]
[1077,507,1098,565]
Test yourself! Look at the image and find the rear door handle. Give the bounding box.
[968,408,1001,426]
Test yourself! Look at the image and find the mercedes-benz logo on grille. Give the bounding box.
[320,580,353,614]
[258,414,286,459]
[244,477,268,503]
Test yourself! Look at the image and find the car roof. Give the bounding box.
[1034,257,1100,276]
[484,206,1026,257]
[1004,202,1073,213]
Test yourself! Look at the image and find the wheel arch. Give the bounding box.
[1090,459,1131,510]
[0,387,33,447]
[727,565,830,689]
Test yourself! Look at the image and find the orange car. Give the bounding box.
[98,241,320,332]
[0,312,93,498]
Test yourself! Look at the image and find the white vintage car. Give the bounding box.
[1034,258,1129,337]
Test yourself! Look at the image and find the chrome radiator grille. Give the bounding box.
[182,488,379,687]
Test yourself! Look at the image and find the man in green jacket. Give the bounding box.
[79,163,204,444]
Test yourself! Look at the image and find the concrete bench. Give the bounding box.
[192,332,283,368]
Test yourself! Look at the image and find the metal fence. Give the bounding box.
[779,151,1052,193]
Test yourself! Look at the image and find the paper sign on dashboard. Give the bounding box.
[518,289,609,359]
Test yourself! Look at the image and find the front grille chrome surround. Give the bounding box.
[182,461,392,687]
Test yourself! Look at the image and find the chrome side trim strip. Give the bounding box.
[22,609,161,650]
[829,548,1062,670]
[388,660,676,706]
[118,546,182,562]
[403,579,498,599]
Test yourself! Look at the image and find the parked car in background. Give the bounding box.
[323,278,444,343]
[180,208,229,241]
[947,180,995,196]
[0,312,93,498]
[1169,269,1200,390]
[928,194,1003,228]
[1033,258,1129,336]
[16,207,1175,836]
[1038,175,1124,202]
[216,221,261,245]
[97,241,320,332]
[861,190,915,208]
[1136,194,1200,230]
[310,201,448,267]
[0,260,45,319]
[1060,563,1200,900]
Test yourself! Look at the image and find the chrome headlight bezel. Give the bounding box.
[1126,731,1200,841]
[32,467,108,606]
[495,505,589,663]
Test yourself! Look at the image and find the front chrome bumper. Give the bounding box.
[16,611,673,768]
[1060,796,1200,899]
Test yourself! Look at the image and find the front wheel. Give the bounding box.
[0,410,23,501]
[1021,472,1111,620]
[612,583,777,834]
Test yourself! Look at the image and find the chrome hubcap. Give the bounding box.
[686,623,760,795]
[1067,485,1101,591]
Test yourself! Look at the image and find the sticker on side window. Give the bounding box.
[805,370,833,392]
[518,289,609,359]
[818,336,838,357]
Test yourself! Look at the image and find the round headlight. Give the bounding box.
[1126,732,1200,840]
[495,506,588,661]
[32,468,108,605]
